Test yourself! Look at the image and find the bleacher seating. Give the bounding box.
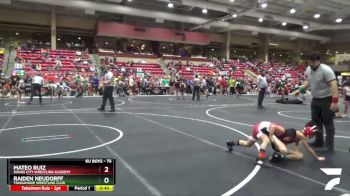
[114,62,165,76]
[15,49,95,81]
[168,58,304,82]
[99,51,165,76]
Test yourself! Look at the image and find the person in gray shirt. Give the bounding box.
[257,71,268,109]
[293,52,339,152]
[192,75,200,101]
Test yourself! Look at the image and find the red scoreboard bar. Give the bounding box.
[7,158,115,192]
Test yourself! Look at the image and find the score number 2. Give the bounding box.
[103,166,111,184]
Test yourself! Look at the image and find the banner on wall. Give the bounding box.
[335,54,350,65]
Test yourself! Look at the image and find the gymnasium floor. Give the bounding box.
[0,95,349,196]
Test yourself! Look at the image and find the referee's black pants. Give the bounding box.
[257,88,266,107]
[311,96,335,150]
[29,83,42,103]
[192,86,200,101]
[101,86,115,110]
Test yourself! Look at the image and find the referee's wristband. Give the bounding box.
[332,97,339,104]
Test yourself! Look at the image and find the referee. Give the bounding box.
[192,75,200,101]
[27,72,43,105]
[257,71,268,109]
[97,66,115,112]
[293,52,338,152]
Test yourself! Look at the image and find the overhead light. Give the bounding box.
[336,51,339,54]
[78,37,81,40]
[258,18,264,22]
[57,38,61,41]
[168,2,174,8]
[232,13,237,18]
[303,25,309,30]
[127,0,132,2]
[211,48,215,51]
[281,22,287,26]
[230,0,235,2]
[313,13,320,19]
[335,18,342,23]
[261,3,268,8]
[15,32,19,36]
[290,8,296,14]
[202,8,208,14]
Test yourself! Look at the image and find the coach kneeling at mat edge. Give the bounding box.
[293,52,339,152]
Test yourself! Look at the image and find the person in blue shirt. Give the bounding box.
[92,73,99,96]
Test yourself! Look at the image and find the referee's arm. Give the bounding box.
[293,81,309,96]
[329,79,339,111]
[328,80,339,98]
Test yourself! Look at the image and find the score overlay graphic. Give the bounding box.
[7,158,115,192]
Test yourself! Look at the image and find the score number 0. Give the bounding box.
[104,166,110,184]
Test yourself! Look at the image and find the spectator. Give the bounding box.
[201,76,209,99]
[341,77,350,118]
[228,77,236,96]
[92,73,99,95]
[17,76,25,103]
[129,76,134,95]
[220,76,227,95]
